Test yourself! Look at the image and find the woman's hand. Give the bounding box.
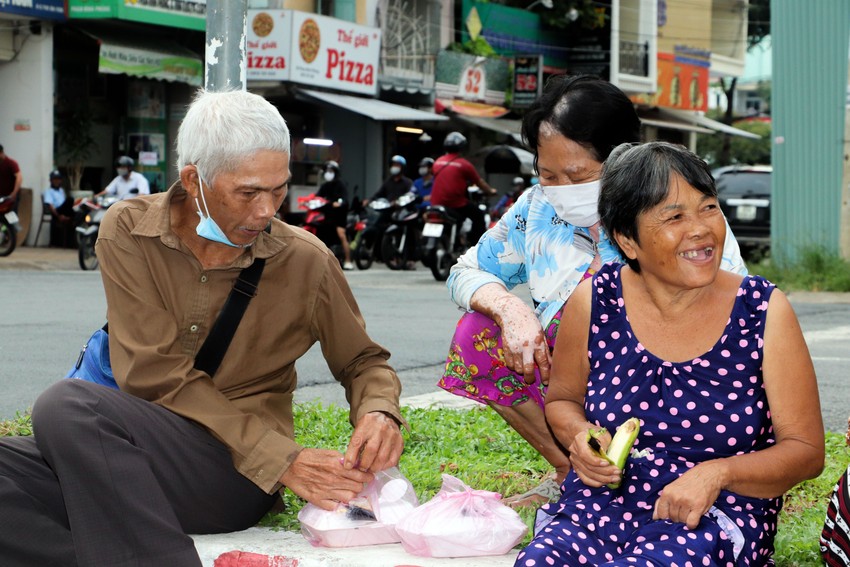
[653,461,725,529]
[491,295,550,385]
[566,424,621,487]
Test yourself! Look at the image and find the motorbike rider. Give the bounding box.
[365,155,412,205]
[96,156,150,200]
[315,160,354,270]
[412,157,435,210]
[491,176,527,221]
[42,169,76,247]
[429,132,496,245]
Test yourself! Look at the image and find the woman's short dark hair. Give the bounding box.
[599,141,718,272]
[521,75,641,162]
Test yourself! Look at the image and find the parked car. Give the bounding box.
[713,164,772,253]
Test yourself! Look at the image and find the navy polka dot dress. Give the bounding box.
[515,263,781,567]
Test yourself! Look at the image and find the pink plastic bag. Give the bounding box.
[395,474,528,557]
[298,467,419,548]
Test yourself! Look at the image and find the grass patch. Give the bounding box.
[748,246,850,292]
[4,404,847,565]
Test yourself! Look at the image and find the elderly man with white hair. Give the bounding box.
[0,90,405,566]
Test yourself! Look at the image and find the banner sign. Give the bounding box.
[629,50,709,111]
[512,55,542,109]
[68,0,205,30]
[247,9,381,96]
[460,0,570,70]
[0,0,65,20]
[99,41,203,86]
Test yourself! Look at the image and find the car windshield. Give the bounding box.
[716,171,771,197]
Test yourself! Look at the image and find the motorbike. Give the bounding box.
[0,195,19,257]
[300,194,346,266]
[74,194,119,270]
[420,186,490,281]
[380,191,422,270]
[351,197,393,270]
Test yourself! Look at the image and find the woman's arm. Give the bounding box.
[720,288,824,493]
[447,195,530,310]
[546,279,622,487]
[653,288,825,528]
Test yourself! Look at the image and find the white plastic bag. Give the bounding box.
[298,467,419,548]
[395,474,528,557]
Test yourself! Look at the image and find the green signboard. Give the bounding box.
[460,0,570,69]
[68,0,206,31]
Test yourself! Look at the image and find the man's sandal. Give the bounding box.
[503,478,562,509]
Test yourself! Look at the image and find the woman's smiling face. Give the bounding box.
[535,126,603,188]
[618,172,726,288]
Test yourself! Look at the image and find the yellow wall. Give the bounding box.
[284,0,316,13]
[657,0,712,54]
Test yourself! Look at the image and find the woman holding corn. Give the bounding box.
[516,142,824,566]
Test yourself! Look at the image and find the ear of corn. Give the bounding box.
[586,417,640,489]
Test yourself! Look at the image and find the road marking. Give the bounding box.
[803,325,850,344]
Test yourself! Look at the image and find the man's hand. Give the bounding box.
[344,411,404,473]
[280,448,374,510]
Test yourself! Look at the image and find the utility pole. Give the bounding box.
[205,0,248,91]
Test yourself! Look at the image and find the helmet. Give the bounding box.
[390,155,407,167]
[512,176,525,186]
[324,160,340,173]
[443,131,467,152]
[49,169,62,179]
[116,156,135,168]
[419,157,435,168]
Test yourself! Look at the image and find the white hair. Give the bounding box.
[176,89,290,182]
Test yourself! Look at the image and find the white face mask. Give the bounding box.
[418,167,429,177]
[540,179,601,227]
[323,171,335,182]
[390,166,402,176]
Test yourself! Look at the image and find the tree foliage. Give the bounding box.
[697,119,771,167]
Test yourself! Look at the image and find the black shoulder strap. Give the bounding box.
[194,256,266,378]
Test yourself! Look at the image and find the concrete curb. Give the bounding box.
[192,527,516,567]
[192,391,514,566]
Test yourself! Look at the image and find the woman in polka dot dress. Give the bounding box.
[515,142,824,566]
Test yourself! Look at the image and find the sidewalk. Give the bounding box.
[192,391,514,567]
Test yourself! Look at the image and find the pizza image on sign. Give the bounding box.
[299,19,321,64]
[252,12,274,38]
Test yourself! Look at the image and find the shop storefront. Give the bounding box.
[0,0,65,245]
[59,1,205,194]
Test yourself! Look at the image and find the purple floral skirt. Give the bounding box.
[437,305,563,409]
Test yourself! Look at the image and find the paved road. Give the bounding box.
[1,247,848,434]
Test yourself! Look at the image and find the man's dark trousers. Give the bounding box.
[0,380,278,566]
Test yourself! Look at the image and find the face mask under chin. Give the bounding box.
[193,169,245,248]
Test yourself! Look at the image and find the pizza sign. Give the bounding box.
[289,11,381,95]
[247,10,291,80]
[247,10,381,95]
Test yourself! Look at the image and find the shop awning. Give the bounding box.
[638,110,714,135]
[85,31,203,87]
[300,89,448,122]
[658,108,762,140]
[455,115,524,144]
